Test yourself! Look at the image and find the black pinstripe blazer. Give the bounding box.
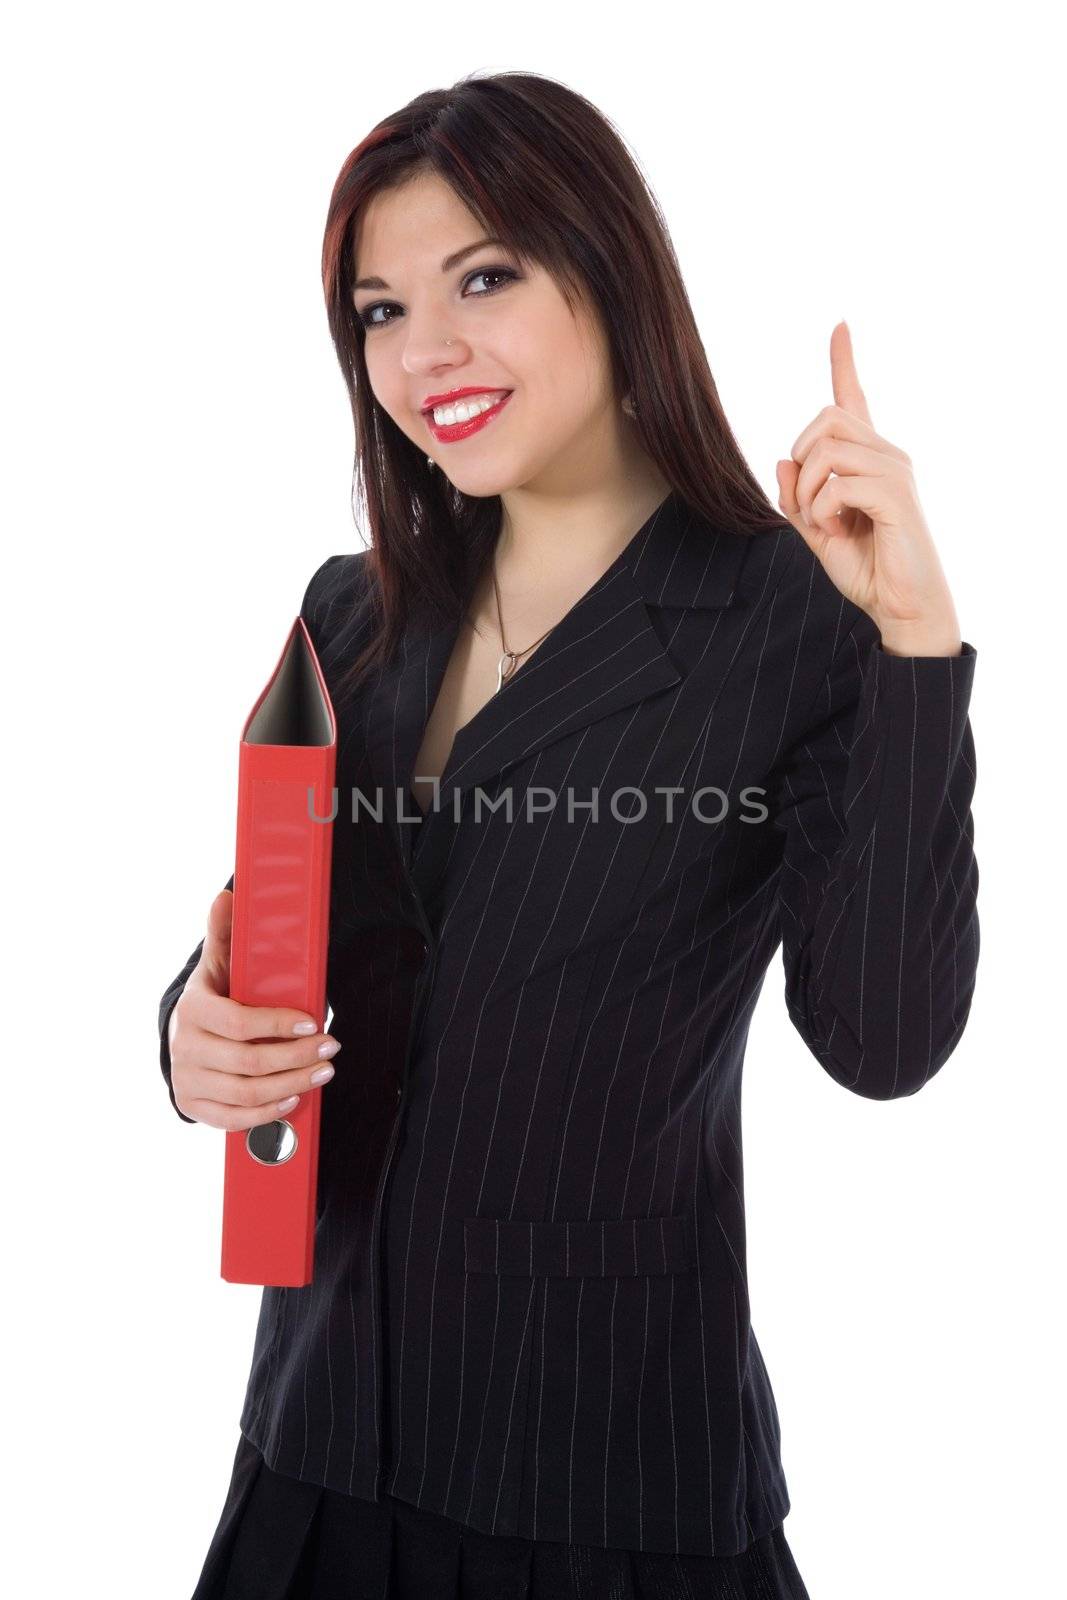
[158,488,979,1556]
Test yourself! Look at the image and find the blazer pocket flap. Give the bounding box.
[463,1214,693,1277]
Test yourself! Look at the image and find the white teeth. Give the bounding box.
[431,392,507,426]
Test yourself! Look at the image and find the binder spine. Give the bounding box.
[220,617,337,1289]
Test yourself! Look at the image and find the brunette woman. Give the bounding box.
[160,69,979,1600]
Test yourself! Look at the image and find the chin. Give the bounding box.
[437,466,524,501]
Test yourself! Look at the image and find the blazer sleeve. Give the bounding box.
[770,608,980,1100]
[156,556,345,1123]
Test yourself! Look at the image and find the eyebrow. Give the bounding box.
[352,237,509,293]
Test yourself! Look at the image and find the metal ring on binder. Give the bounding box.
[245,1120,299,1167]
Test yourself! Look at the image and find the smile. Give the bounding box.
[424,390,514,443]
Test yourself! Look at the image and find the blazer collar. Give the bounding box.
[362,489,754,866]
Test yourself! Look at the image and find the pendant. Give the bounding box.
[496,651,519,692]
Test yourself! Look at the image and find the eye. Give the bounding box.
[358,300,401,331]
[463,265,518,297]
[356,264,519,331]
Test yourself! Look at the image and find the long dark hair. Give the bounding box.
[321,69,789,711]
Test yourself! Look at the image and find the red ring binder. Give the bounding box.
[221,616,337,1286]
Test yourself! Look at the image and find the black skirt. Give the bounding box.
[190,1432,811,1600]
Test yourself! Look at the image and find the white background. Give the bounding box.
[4,3,1063,1595]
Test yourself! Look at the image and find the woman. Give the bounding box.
[159,70,979,1600]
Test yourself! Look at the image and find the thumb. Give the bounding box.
[200,887,234,992]
[775,458,819,551]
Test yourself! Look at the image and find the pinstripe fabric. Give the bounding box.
[158,489,979,1558]
[190,1428,812,1598]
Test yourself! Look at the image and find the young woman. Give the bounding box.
[160,70,979,1600]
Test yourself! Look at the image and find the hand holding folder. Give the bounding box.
[221,615,337,1288]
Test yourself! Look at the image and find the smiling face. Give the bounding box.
[351,170,626,500]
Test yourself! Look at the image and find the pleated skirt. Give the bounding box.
[190,1432,811,1600]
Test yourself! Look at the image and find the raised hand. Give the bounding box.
[775,321,962,657]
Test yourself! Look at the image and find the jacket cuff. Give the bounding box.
[159,984,198,1124]
[823,637,979,1094]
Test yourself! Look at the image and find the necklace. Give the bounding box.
[465,558,559,693]
[488,561,558,691]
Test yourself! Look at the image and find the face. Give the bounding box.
[351,170,625,501]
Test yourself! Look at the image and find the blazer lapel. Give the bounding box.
[363,490,755,868]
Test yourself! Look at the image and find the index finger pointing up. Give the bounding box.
[831,320,873,427]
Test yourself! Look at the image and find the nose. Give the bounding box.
[401,323,469,375]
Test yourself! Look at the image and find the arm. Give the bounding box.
[771,608,979,1100]
[157,882,232,1123]
[155,555,345,1122]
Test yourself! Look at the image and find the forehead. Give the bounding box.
[352,174,486,279]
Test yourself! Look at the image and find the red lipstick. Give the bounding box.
[423,388,514,444]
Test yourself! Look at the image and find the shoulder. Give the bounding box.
[299,549,376,642]
[300,548,371,617]
[297,549,384,703]
[737,522,871,657]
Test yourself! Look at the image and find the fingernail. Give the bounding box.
[292,1021,317,1035]
[317,1039,341,1059]
[278,1095,300,1111]
[310,1065,335,1086]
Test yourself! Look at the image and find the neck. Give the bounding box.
[493,466,673,587]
